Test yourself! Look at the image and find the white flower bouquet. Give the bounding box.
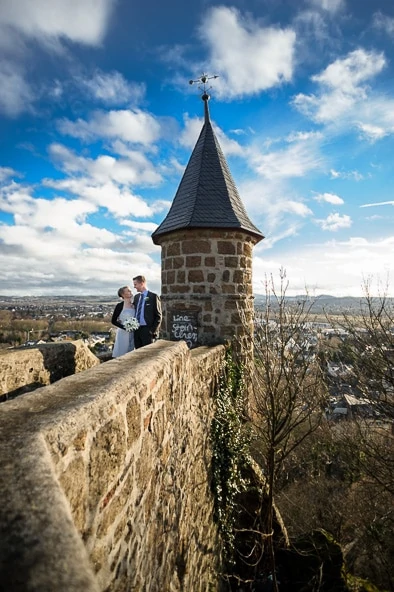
[123,317,140,332]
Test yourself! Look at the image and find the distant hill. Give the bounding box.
[0,295,117,306]
[253,294,394,313]
[1,294,393,315]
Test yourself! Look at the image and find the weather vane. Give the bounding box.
[189,73,219,98]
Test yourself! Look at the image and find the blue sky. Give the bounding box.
[1,0,394,297]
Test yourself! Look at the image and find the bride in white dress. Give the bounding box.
[111,286,136,357]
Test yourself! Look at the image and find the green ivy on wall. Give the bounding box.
[211,349,251,565]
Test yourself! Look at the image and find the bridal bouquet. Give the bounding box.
[123,317,140,332]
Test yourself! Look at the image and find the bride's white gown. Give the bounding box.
[112,306,135,357]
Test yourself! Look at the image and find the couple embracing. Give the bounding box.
[111,275,162,358]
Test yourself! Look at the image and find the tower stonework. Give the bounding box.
[152,88,263,351]
[156,229,259,346]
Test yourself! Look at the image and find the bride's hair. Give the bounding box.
[118,286,130,298]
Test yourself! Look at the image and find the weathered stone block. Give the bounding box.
[186,255,201,267]
[188,270,204,283]
[217,241,236,254]
[231,313,242,324]
[152,405,166,446]
[193,285,206,293]
[136,433,156,492]
[224,299,237,310]
[167,243,180,256]
[73,430,88,451]
[171,285,191,293]
[182,240,211,254]
[222,284,235,294]
[90,542,108,574]
[89,416,127,508]
[172,256,184,269]
[126,398,141,446]
[243,242,253,256]
[224,256,239,268]
[233,269,245,283]
[59,456,88,533]
[167,271,175,284]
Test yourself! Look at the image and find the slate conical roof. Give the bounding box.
[151,94,264,244]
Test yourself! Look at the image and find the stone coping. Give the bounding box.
[0,340,223,592]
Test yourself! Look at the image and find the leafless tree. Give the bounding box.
[331,278,394,495]
[241,270,329,590]
[272,278,394,590]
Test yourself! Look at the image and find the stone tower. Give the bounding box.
[152,88,264,350]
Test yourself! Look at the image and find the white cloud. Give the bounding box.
[58,109,161,146]
[0,228,162,294]
[249,139,323,179]
[314,192,344,205]
[357,122,387,142]
[178,114,204,150]
[78,70,146,106]
[253,236,394,297]
[313,49,385,91]
[330,168,367,181]
[48,143,162,187]
[355,96,394,138]
[238,177,312,244]
[293,49,386,123]
[307,0,345,13]
[44,177,155,219]
[0,62,33,117]
[0,182,115,251]
[0,0,117,118]
[121,220,158,232]
[316,212,352,231]
[200,6,296,99]
[0,177,162,295]
[0,0,116,46]
[294,9,328,42]
[373,11,394,37]
[0,167,17,182]
[360,201,394,208]
[286,131,323,142]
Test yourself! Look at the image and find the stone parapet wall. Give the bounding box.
[0,340,224,592]
[0,340,100,400]
[158,229,257,345]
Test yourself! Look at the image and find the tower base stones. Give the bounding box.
[155,229,259,349]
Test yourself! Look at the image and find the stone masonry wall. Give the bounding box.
[0,340,225,592]
[0,340,100,400]
[159,228,258,346]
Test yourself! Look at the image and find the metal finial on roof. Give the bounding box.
[189,73,218,121]
[189,73,219,98]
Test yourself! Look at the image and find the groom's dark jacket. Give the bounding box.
[133,291,162,336]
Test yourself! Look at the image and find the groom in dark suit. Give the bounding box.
[132,275,162,349]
